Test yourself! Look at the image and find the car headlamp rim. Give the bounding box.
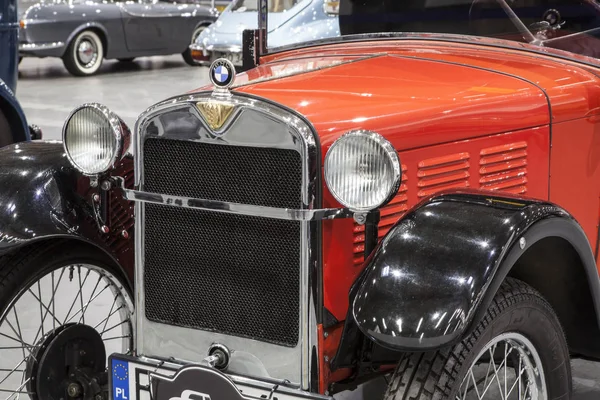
[324,129,402,212]
[62,102,128,176]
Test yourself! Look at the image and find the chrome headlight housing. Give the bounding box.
[63,103,130,175]
[325,130,401,212]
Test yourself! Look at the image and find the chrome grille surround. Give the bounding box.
[132,92,319,390]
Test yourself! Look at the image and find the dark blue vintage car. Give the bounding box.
[0,0,40,145]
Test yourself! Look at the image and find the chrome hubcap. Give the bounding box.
[77,39,97,67]
[456,332,547,400]
[0,264,133,400]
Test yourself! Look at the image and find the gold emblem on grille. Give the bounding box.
[196,101,235,131]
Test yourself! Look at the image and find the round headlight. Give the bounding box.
[63,103,130,175]
[325,130,401,212]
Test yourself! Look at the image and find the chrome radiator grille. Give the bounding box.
[142,138,303,347]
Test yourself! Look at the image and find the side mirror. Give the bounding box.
[323,0,339,15]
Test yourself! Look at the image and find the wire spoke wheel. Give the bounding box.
[0,263,133,400]
[456,333,547,400]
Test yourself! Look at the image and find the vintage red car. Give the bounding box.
[2,0,600,399]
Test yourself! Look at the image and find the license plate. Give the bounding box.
[111,358,132,400]
[151,366,249,400]
[109,355,176,400]
[108,354,333,400]
[213,52,243,67]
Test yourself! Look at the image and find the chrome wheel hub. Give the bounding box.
[456,332,547,400]
[77,40,97,67]
[0,264,133,400]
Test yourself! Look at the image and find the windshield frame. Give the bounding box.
[256,0,600,68]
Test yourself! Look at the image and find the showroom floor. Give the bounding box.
[15,55,600,399]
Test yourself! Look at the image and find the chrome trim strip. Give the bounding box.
[132,92,320,390]
[118,185,352,221]
[231,54,382,90]
[19,41,64,51]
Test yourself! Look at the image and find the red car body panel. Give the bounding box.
[190,39,600,390]
[203,43,597,308]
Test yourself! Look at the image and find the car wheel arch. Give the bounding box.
[0,236,133,292]
[347,191,600,355]
[0,97,29,144]
[481,218,600,360]
[191,22,212,44]
[63,23,110,57]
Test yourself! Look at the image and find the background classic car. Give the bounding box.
[5,1,600,400]
[18,0,218,76]
[191,0,339,67]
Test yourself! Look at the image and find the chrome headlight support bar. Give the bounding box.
[114,177,354,222]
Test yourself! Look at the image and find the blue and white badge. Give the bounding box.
[209,58,236,90]
[112,359,130,400]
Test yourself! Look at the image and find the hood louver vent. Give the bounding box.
[417,152,471,198]
[479,141,528,194]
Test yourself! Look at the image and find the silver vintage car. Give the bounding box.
[191,0,339,68]
[18,0,218,76]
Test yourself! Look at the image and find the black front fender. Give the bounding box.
[0,141,134,283]
[352,191,600,351]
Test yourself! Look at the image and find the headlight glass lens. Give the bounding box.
[63,105,118,175]
[325,131,401,211]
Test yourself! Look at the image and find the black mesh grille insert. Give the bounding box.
[143,138,303,208]
[142,138,302,347]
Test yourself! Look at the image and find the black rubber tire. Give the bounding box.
[0,240,132,317]
[62,30,104,76]
[0,110,13,147]
[117,58,136,63]
[182,25,207,66]
[384,278,571,400]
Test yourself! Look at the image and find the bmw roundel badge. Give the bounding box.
[209,58,236,90]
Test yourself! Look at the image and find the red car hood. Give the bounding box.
[191,40,600,152]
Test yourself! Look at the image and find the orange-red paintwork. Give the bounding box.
[192,37,600,391]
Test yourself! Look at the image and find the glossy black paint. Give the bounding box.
[0,141,134,285]
[352,191,600,351]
